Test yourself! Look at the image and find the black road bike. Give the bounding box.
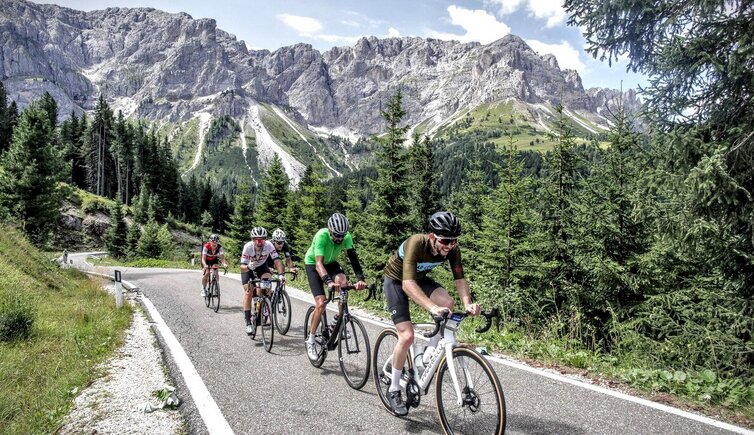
[204,265,227,313]
[303,284,378,390]
[270,270,297,335]
[247,277,281,352]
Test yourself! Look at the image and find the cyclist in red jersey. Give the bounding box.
[201,234,228,297]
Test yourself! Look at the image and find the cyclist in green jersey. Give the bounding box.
[304,212,367,360]
[382,211,481,415]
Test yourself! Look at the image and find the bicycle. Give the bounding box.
[204,265,227,313]
[303,283,377,390]
[247,277,280,353]
[372,309,506,434]
[270,270,297,335]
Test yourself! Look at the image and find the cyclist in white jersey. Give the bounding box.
[240,226,285,335]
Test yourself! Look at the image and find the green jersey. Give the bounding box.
[304,228,354,265]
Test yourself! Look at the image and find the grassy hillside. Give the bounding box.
[0,224,132,434]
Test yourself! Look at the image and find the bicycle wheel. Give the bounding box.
[372,328,411,416]
[303,306,328,368]
[338,316,370,390]
[435,347,506,435]
[213,281,220,313]
[261,297,274,352]
[204,280,211,307]
[273,288,292,335]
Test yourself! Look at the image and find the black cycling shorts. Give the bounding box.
[205,258,220,267]
[383,276,443,324]
[241,263,272,285]
[305,262,345,298]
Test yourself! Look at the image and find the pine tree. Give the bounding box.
[84,94,115,197]
[136,219,162,259]
[38,92,58,129]
[104,196,128,258]
[126,221,141,259]
[0,101,65,245]
[294,162,329,247]
[0,81,17,154]
[225,181,255,265]
[408,132,439,231]
[448,161,492,267]
[365,89,414,266]
[157,223,174,259]
[133,183,149,224]
[256,156,290,231]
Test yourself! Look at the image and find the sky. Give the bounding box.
[30,0,648,91]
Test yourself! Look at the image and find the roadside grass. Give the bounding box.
[0,225,132,435]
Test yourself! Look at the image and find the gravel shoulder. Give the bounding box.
[58,284,185,435]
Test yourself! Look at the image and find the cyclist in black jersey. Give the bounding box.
[267,228,298,274]
[381,211,481,415]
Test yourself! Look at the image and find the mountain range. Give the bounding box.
[0,0,640,185]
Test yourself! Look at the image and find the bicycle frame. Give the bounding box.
[320,286,357,352]
[383,313,472,406]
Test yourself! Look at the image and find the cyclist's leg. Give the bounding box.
[384,277,412,415]
[422,278,453,349]
[327,262,347,314]
[305,264,327,342]
[241,269,254,330]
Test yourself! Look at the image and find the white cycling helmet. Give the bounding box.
[250,226,268,239]
[272,228,286,242]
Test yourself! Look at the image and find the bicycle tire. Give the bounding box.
[261,297,274,352]
[338,316,370,390]
[213,280,220,313]
[303,306,328,368]
[273,288,292,335]
[435,347,506,435]
[372,328,411,416]
[204,279,211,307]
[249,298,259,339]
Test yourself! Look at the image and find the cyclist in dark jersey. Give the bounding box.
[201,234,228,297]
[304,212,367,360]
[382,211,480,415]
[267,228,298,274]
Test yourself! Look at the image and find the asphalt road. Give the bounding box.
[79,260,750,435]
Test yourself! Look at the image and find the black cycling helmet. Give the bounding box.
[327,212,349,237]
[209,234,220,242]
[429,211,461,238]
[250,226,268,239]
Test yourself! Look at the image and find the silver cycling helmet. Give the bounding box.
[429,211,461,238]
[327,212,349,237]
[209,234,220,242]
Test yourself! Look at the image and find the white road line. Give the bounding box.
[138,287,235,435]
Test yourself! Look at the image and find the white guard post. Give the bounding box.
[114,270,124,308]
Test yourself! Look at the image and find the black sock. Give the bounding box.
[244,310,251,325]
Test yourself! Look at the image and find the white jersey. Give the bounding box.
[240,240,280,269]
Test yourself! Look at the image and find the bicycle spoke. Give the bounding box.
[338,317,370,390]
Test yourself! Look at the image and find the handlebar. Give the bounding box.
[210,265,228,275]
[326,283,376,303]
[422,307,501,338]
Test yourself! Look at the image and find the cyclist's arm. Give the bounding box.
[201,252,208,268]
[314,256,334,285]
[273,258,285,275]
[402,279,437,311]
[345,248,365,281]
[455,278,480,315]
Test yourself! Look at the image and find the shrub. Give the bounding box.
[0,293,36,341]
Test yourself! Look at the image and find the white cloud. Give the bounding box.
[526,39,585,72]
[429,6,511,44]
[488,0,567,27]
[387,27,401,38]
[527,0,566,27]
[488,0,524,15]
[340,19,361,28]
[277,14,322,34]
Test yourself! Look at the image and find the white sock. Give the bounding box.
[389,367,403,392]
[306,333,315,344]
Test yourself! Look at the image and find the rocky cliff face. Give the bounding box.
[0,0,638,133]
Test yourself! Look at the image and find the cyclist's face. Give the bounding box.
[253,237,266,247]
[331,234,344,245]
[274,241,284,248]
[210,240,218,246]
[432,234,457,255]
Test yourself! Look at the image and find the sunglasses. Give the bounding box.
[274,241,284,245]
[331,234,344,241]
[436,237,458,246]
[253,238,266,242]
